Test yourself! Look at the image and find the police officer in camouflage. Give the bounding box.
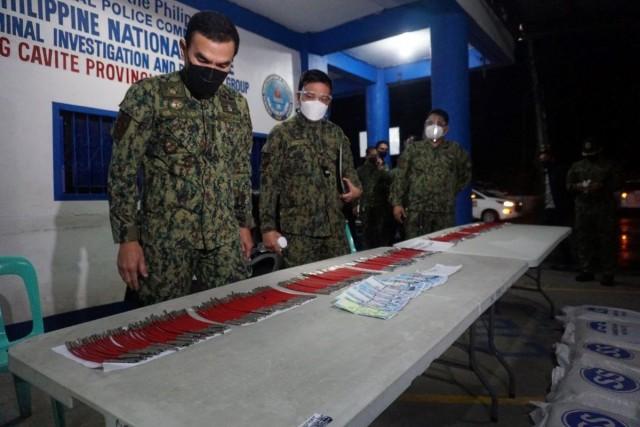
[357,145,394,248]
[260,70,362,267]
[108,11,254,306]
[390,109,471,239]
[566,139,620,286]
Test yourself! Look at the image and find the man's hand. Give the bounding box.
[262,230,283,255]
[117,241,148,291]
[393,205,406,223]
[340,178,362,204]
[239,227,254,260]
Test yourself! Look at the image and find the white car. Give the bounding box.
[471,188,523,222]
[617,179,640,209]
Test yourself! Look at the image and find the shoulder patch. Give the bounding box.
[112,111,132,141]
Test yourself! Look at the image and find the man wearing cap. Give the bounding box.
[108,11,254,305]
[260,69,362,267]
[566,139,620,286]
[390,108,471,238]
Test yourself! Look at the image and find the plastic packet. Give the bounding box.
[547,362,640,419]
[555,341,640,374]
[559,305,640,326]
[561,319,640,346]
[530,400,640,427]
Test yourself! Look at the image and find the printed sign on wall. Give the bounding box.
[0,0,298,132]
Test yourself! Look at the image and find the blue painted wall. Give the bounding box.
[366,70,390,150]
[430,6,473,225]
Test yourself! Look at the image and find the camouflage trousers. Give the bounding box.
[138,240,250,306]
[574,206,617,275]
[404,209,455,239]
[283,232,350,268]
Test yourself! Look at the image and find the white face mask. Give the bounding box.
[300,100,328,121]
[425,124,444,141]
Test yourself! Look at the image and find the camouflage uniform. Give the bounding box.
[260,113,361,267]
[357,161,394,248]
[108,72,253,305]
[566,157,619,276]
[389,139,471,238]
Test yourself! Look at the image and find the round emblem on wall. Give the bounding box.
[261,74,293,121]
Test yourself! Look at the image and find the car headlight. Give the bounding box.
[621,192,628,200]
[503,200,515,208]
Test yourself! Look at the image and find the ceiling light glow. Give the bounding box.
[344,28,430,68]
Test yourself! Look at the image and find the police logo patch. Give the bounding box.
[261,74,293,121]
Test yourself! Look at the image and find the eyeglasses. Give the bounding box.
[298,90,332,105]
[425,120,447,127]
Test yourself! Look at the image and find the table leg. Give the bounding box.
[483,305,516,398]
[105,414,132,427]
[527,267,555,319]
[431,322,499,422]
[512,267,556,319]
[468,322,499,422]
[52,399,66,427]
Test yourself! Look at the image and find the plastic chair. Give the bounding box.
[0,256,64,426]
[250,250,282,277]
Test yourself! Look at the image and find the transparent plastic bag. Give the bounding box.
[559,305,640,325]
[548,362,640,419]
[561,319,640,346]
[530,400,640,427]
[555,341,640,374]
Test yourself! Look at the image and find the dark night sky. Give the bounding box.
[330,11,640,194]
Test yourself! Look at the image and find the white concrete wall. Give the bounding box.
[0,0,300,323]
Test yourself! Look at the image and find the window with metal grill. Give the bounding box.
[53,103,116,200]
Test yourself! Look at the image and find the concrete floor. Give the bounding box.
[2,266,639,427]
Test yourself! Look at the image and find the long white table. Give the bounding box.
[426,223,571,268]
[404,223,571,318]
[9,248,527,427]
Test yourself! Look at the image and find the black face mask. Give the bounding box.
[181,62,228,100]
